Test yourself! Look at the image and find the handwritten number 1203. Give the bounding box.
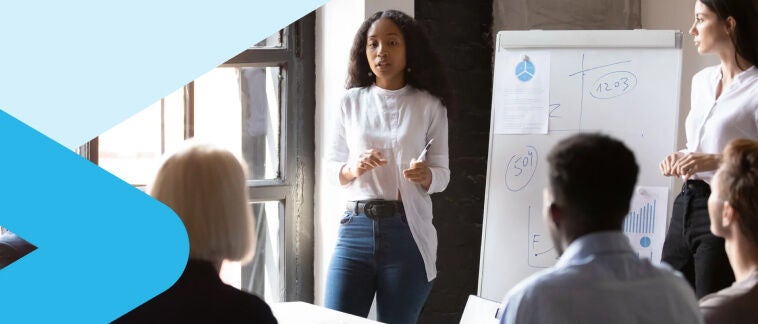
[590,71,637,99]
[596,77,630,92]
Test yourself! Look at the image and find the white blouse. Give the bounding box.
[326,84,450,281]
[684,65,758,183]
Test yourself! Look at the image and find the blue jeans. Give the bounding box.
[661,180,734,298]
[324,208,433,324]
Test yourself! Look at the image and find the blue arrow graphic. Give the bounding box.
[0,0,330,320]
[0,110,189,322]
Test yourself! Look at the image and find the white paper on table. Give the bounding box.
[460,295,501,324]
[623,186,669,263]
[492,50,550,134]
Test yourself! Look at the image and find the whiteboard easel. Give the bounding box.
[478,30,683,301]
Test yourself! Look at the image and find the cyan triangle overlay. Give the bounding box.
[0,0,328,149]
[0,109,189,322]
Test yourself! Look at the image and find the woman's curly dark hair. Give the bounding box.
[346,10,455,112]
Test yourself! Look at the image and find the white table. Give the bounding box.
[271,302,382,324]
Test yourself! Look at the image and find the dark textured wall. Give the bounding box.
[493,0,641,31]
[415,0,494,322]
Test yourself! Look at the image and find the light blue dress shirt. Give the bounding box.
[499,231,703,324]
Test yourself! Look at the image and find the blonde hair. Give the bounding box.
[150,143,255,263]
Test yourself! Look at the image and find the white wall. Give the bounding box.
[365,0,413,17]
[314,0,414,307]
[314,0,362,307]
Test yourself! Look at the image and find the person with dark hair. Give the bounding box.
[324,9,452,323]
[700,139,758,323]
[499,133,701,324]
[659,0,758,298]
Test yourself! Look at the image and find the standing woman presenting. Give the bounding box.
[324,9,453,324]
[660,0,758,298]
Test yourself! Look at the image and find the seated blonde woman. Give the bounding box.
[115,143,277,323]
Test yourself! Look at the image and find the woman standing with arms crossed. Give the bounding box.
[324,9,453,324]
[659,0,758,298]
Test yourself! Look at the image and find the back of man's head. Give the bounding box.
[547,133,639,231]
[717,139,758,244]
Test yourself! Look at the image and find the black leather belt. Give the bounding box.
[347,200,403,220]
[682,179,710,195]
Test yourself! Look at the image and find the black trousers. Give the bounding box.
[661,180,735,298]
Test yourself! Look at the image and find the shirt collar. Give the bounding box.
[371,83,410,97]
[555,231,635,268]
[182,259,222,284]
[734,65,758,86]
[710,65,758,88]
[709,66,722,86]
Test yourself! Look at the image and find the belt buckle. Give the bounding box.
[363,200,376,219]
[364,201,377,219]
[365,200,395,219]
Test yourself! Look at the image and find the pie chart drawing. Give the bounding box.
[515,60,535,82]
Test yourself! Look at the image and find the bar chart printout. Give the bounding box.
[623,186,669,263]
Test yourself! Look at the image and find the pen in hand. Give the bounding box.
[415,138,434,162]
[406,138,434,189]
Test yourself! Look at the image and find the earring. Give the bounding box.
[368,71,374,77]
[406,67,412,73]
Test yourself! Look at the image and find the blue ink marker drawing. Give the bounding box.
[515,56,535,82]
[590,71,638,99]
[568,58,632,129]
[505,145,538,192]
[528,205,557,268]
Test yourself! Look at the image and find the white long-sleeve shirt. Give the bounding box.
[325,84,450,281]
[684,65,758,183]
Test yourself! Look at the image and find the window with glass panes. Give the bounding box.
[80,13,315,303]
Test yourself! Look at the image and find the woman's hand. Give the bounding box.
[340,149,388,184]
[673,152,722,180]
[659,152,684,177]
[403,160,432,191]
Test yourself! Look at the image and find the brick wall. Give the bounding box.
[415,0,493,322]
